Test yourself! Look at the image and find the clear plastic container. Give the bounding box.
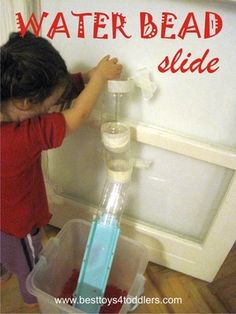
[26,219,148,314]
[106,155,133,182]
[101,122,133,184]
[104,80,131,122]
[98,179,130,225]
[101,122,130,153]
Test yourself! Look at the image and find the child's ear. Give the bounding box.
[14,99,32,111]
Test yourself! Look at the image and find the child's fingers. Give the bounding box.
[110,57,118,64]
[100,55,110,63]
[100,55,119,64]
[116,64,122,71]
[104,55,110,59]
[114,64,123,77]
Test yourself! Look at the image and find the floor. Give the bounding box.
[1,225,235,314]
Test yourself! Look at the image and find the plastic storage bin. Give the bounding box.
[27,219,149,313]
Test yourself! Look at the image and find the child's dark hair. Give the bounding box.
[1,31,79,110]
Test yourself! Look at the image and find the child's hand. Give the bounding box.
[63,55,122,135]
[92,55,122,82]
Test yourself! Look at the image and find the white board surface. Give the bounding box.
[40,0,236,241]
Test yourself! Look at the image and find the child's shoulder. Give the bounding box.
[1,112,63,128]
[1,113,65,150]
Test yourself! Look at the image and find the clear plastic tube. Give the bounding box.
[74,82,133,313]
[99,121,133,225]
[98,179,130,225]
[101,122,130,153]
[101,122,132,183]
[102,80,131,123]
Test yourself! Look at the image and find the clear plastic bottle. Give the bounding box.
[74,81,133,313]
[102,80,131,123]
[101,121,132,183]
[98,178,130,226]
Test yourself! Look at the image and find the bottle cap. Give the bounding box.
[107,80,131,94]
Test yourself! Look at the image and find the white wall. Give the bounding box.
[0,0,40,45]
[41,0,236,148]
[40,0,236,241]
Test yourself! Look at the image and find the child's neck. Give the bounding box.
[1,101,32,122]
[0,112,12,122]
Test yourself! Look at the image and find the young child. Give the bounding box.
[0,31,122,307]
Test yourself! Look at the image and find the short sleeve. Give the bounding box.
[26,112,66,151]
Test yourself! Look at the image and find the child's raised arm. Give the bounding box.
[62,55,122,135]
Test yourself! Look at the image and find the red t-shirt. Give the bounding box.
[1,73,84,238]
[1,113,66,238]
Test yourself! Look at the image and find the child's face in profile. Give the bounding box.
[34,86,66,114]
[1,85,66,123]
[19,86,66,121]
